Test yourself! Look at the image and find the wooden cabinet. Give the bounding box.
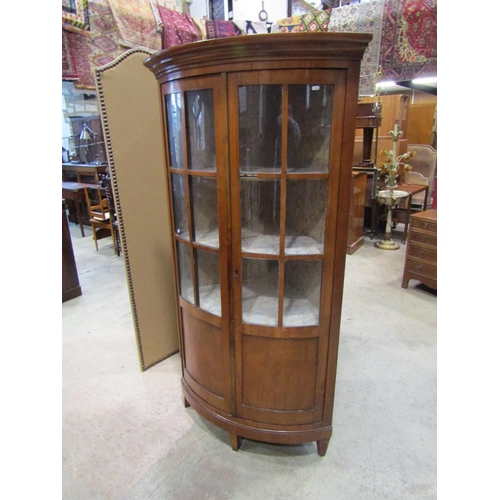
[354,94,409,166]
[145,33,371,456]
[402,209,437,290]
[62,201,82,302]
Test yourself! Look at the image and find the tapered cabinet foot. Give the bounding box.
[317,438,330,456]
[230,434,242,451]
[183,397,191,408]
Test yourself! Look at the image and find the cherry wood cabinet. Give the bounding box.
[145,33,371,456]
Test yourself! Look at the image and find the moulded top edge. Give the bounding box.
[144,32,372,80]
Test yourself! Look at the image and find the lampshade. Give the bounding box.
[79,123,96,141]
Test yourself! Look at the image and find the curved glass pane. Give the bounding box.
[195,248,221,317]
[241,178,281,255]
[287,84,333,173]
[239,85,282,174]
[285,179,327,255]
[242,258,279,326]
[176,240,194,305]
[186,90,216,171]
[283,260,323,327]
[171,173,189,241]
[191,176,219,248]
[166,93,185,170]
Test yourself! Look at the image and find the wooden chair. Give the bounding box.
[84,185,118,254]
[406,144,437,210]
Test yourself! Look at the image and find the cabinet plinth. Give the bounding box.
[145,33,371,455]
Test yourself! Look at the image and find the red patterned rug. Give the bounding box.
[206,20,243,39]
[158,5,201,49]
[380,0,437,81]
[66,29,94,89]
[62,29,78,80]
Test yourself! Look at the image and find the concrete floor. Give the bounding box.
[62,222,437,500]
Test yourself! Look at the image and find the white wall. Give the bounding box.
[233,0,287,22]
[189,0,209,19]
[189,0,288,22]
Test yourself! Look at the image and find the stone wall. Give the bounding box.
[62,81,99,125]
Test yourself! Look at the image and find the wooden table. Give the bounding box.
[62,181,96,237]
[376,183,430,243]
[62,163,107,184]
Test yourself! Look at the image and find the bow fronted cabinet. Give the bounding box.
[145,32,371,456]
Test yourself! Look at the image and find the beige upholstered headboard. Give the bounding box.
[95,49,179,371]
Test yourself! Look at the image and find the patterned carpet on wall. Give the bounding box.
[62,29,79,80]
[107,0,161,51]
[64,0,132,90]
[379,0,437,81]
[85,0,122,80]
[158,5,201,49]
[328,0,385,96]
[62,0,91,35]
[271,15,303,33]
[65,29,95,89]
[206,20,243,39]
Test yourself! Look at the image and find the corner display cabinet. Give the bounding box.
[145,33,371,456]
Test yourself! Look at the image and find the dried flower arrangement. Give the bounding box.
[377,124,414,189]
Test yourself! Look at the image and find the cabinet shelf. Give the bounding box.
[241,277,320,327]
[185,283,222,317]
[241,231,324,256]
[178,229,220,249]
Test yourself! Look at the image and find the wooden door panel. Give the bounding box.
[242,335,318,411]
[228,69,348,426]
[181,308,230,411]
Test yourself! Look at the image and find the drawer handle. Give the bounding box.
[418,250,424,257]
[423,222,429,229]
[421,236,427,243]
[416,265,423,272]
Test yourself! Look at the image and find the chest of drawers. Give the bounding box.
[402,209,437,290]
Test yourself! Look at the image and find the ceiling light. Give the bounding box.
[376,81,397,88]
[412,77,437,85]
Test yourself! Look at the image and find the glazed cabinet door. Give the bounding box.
[228,70,347,426]
[162,76,232,414]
